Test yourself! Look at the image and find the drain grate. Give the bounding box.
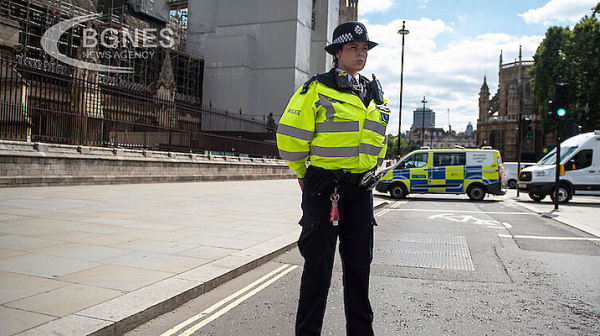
[373,233,475,271]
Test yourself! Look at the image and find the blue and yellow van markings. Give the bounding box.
[376,148,505,200]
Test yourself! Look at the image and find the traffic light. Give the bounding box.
[522,117,533,139]
[548,100,556,121]
[554,83,569,119]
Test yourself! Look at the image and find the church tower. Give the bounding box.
[476,48,539,161]
[478,75,490,121]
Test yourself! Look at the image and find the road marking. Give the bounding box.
[388,208,533,215]
[429,214,513,229]
[375,209,391,217]
[498,234,600,241]
[390,200,407,208]
[161,264,298,336]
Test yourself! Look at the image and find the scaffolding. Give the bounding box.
[0,0,202,100]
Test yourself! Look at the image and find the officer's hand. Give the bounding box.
[298,178,304,192]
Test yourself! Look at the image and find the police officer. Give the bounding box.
[276,21,389,336]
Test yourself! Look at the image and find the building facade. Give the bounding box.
[407,126,476,150]
[186,0,356,121]
[407,103,475,149]
[0,0,284,157]
[412,107,435,129]
[477,47,541,162]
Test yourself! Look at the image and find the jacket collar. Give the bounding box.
[316,69,372,108]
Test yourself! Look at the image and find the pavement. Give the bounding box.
[0,181,598,336]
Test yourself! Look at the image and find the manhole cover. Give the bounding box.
[373,233,474,271]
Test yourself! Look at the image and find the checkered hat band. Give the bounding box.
[332,32,353,45]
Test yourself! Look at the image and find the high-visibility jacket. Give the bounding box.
[277,70,389,179]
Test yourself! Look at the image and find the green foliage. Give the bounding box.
[531,10,600,133]
[530,26,571,132]
[385,134,410,159]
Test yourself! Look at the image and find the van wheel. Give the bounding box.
[467,184,486,201]
[550,184,572,204]
[507,179,517,189]
[389,183,407,199]
[529,193,546,202]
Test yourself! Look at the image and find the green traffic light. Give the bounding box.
[557,108,566,117]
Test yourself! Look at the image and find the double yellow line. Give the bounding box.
[161,264,298,336]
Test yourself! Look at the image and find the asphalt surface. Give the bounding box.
[0,182,598,336]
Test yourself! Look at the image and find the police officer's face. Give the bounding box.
[336,42,368,76]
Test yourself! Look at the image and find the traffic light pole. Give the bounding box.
[554,119,561,210]
[552,77,569,210]
[517,113,522,197]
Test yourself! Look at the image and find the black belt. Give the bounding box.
[308,166,374,186]
[344,171,366,185]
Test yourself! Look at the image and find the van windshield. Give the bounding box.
[537,146,578,165]
[403,152,428,168]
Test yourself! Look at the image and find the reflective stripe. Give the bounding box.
[315,120,359,133]
[360,143,382,156]
[319,94,336,119]
[277,124,314,141]
[315,94,359,133]
[377,157,384,166]
[310,145,359,158]
[383,135,389,145]
[363,119,386,136]
[278,148,309,161]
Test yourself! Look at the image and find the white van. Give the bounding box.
[518,131,600,203]
[502,162,534,188]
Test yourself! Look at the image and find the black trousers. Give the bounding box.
[296,166,375,336]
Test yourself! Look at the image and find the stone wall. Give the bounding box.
[0,140,295,187]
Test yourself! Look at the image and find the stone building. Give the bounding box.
[406,103,475,149]
[407,126,476,150]
[477,47,541,162]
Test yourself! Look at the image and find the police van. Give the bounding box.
[518,131,600,203]
[375,147,505,200]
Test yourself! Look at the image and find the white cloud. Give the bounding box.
[519,0,597,25]
[361,19,544,135]
[358,0,394,15]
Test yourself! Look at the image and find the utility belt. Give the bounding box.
[306,165,375,197]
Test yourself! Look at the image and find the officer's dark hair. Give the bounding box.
[332,46,342,68]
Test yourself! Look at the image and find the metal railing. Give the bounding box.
[0,56,278,157]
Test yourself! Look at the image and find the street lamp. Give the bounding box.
[430,121,434,147]
[396,21,409,158]
[421,96,427,146]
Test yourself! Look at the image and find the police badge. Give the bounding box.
[378,105,390,125]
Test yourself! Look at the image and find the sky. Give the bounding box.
[357,0,598,135]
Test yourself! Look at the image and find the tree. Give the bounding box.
[531,8,600,133]
[530,26,571,133]
[385,134,410,159]
[568,14,600,131]
[386,134,398,159]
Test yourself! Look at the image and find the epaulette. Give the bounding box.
[300,74,319,94]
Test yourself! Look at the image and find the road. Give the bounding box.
[125,193,600,335]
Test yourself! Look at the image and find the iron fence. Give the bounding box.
[0,56,278,157]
